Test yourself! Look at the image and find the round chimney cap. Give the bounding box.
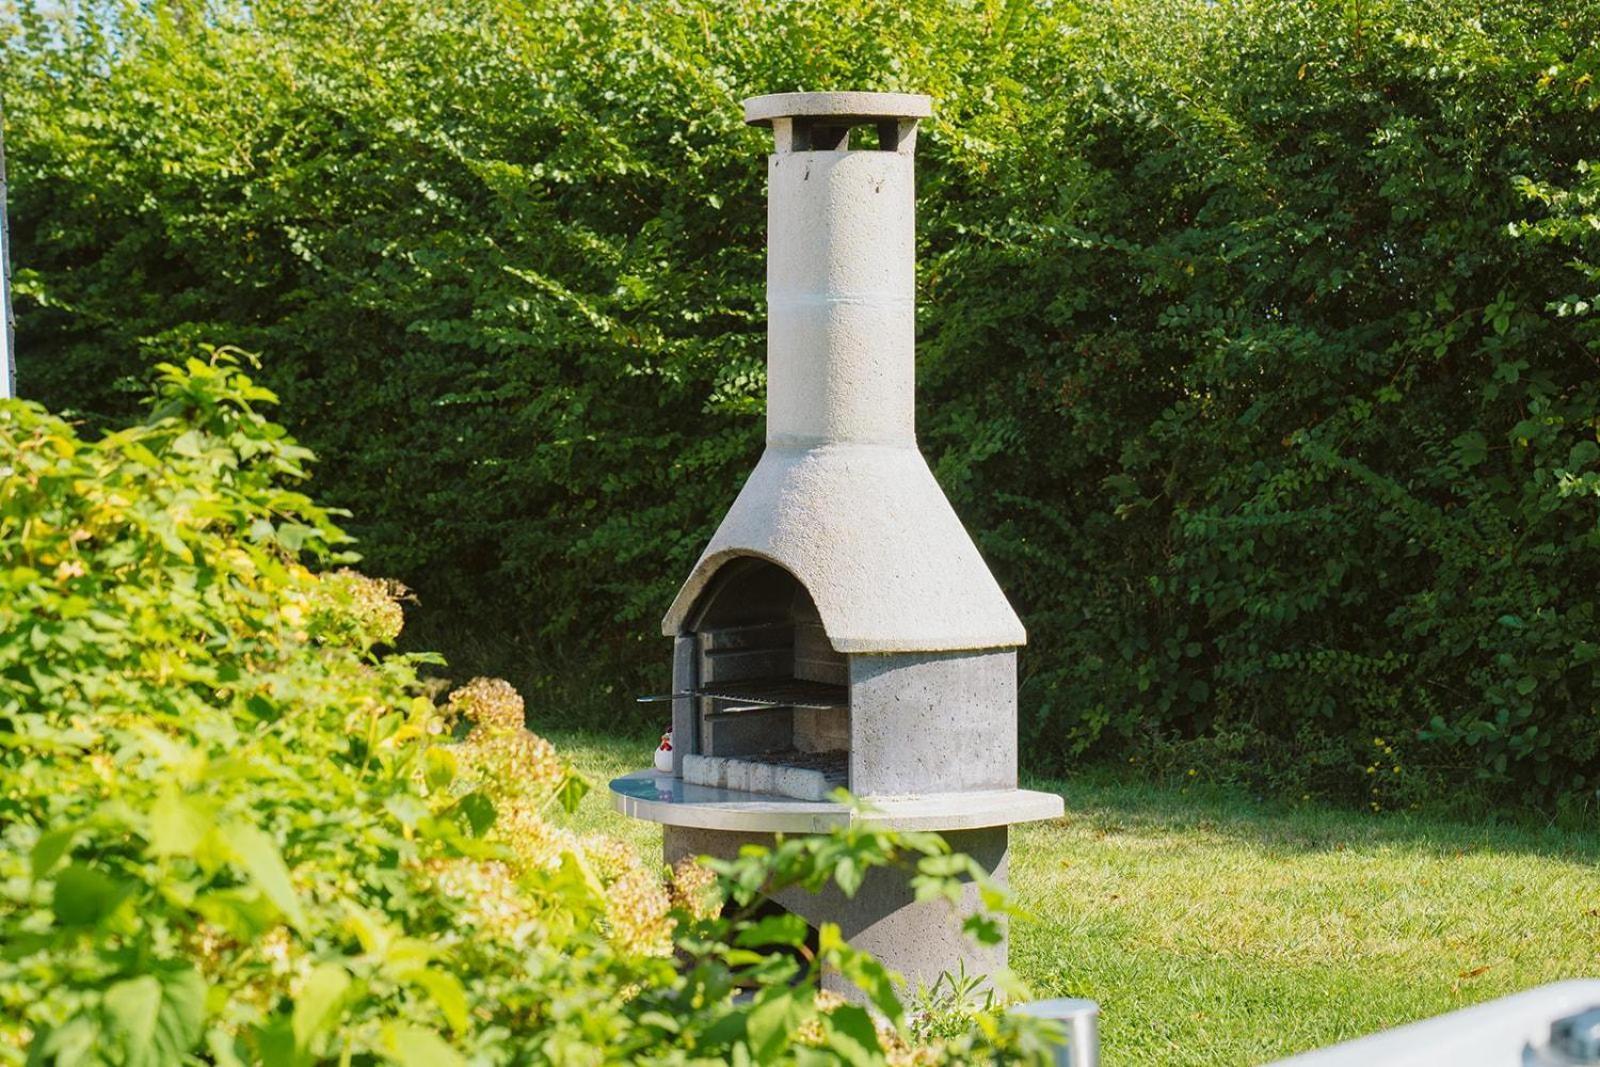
[743,91,932,127]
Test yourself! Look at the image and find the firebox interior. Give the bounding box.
[677,558,850,800]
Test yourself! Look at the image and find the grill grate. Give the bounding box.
[637,677,847,710]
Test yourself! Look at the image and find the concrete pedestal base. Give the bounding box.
[665,823,1008,1000]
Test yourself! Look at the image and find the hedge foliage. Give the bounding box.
[0,355,1050,1065]
[3,0,1600,807]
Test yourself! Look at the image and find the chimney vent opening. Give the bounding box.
[747,92,929,155]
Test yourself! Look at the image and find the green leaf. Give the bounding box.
[822,925,903,1024]
[194,889,281,940]
[962,911,1006,946]
[384,793,429,828]
[31,826,77,878]
[833,856,864,898]
[745,990,802,1062]
[292,963,351,1052]
[556,772,591,815]
[226,822,308,933]
[1453,431,1489,467]
[454,792,496,837]
[170,430,207,457]
[822,1004,886,1066]
[424,746,457,791]
[31,1017,99,1066]
[735,912,810,948]
[405,968,470,1034]
[149,788,213,858]
[101,965,208,1067]
[52,864,132,927]
[378,1024,466,1067]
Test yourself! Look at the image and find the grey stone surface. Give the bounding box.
[666,823,1008,1000]
[849,650,1018,796]
[773,763,835,801]
[662,448,1026,653]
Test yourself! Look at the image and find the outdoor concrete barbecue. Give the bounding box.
[609,90,1062,993]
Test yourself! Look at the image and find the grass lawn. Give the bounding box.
[539,724,1600,1066]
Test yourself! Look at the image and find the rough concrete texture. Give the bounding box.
[661,446,1025,652]
[660,95,1025,654]
[766,150,916,448]
[849,650,1018,796]
[665,823,1008,999]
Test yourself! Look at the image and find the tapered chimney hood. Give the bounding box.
[661,92,1024,654]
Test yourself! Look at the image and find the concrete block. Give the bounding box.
[681,754,724,789]
[773,763,832,802]
[849,650,1017,796]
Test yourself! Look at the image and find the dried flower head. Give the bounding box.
[579,833,640,882]
[669,856,723,921]
[425,858,544,945]
[450,677,526,736]
[311,569,407,647]
[459,725,564,802]
[497,801,580,873]
[603,865,673,958]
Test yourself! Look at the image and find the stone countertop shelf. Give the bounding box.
[609,770,1064,834]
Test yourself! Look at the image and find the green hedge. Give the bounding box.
[3,0,1599,807]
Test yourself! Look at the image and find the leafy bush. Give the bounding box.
[3,0,1599,806]
[0,357,1052,1064]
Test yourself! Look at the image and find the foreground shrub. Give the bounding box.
[6,0,1597,805]
[0,356,1053,1064]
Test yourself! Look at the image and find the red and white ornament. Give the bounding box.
[653,728,674,773]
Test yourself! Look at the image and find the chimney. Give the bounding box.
[662,92,1024,654]
[754,92,927,449]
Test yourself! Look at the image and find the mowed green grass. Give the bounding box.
[538,725,1600,1066]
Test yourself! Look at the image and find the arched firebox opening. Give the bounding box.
[676,557,850,799]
